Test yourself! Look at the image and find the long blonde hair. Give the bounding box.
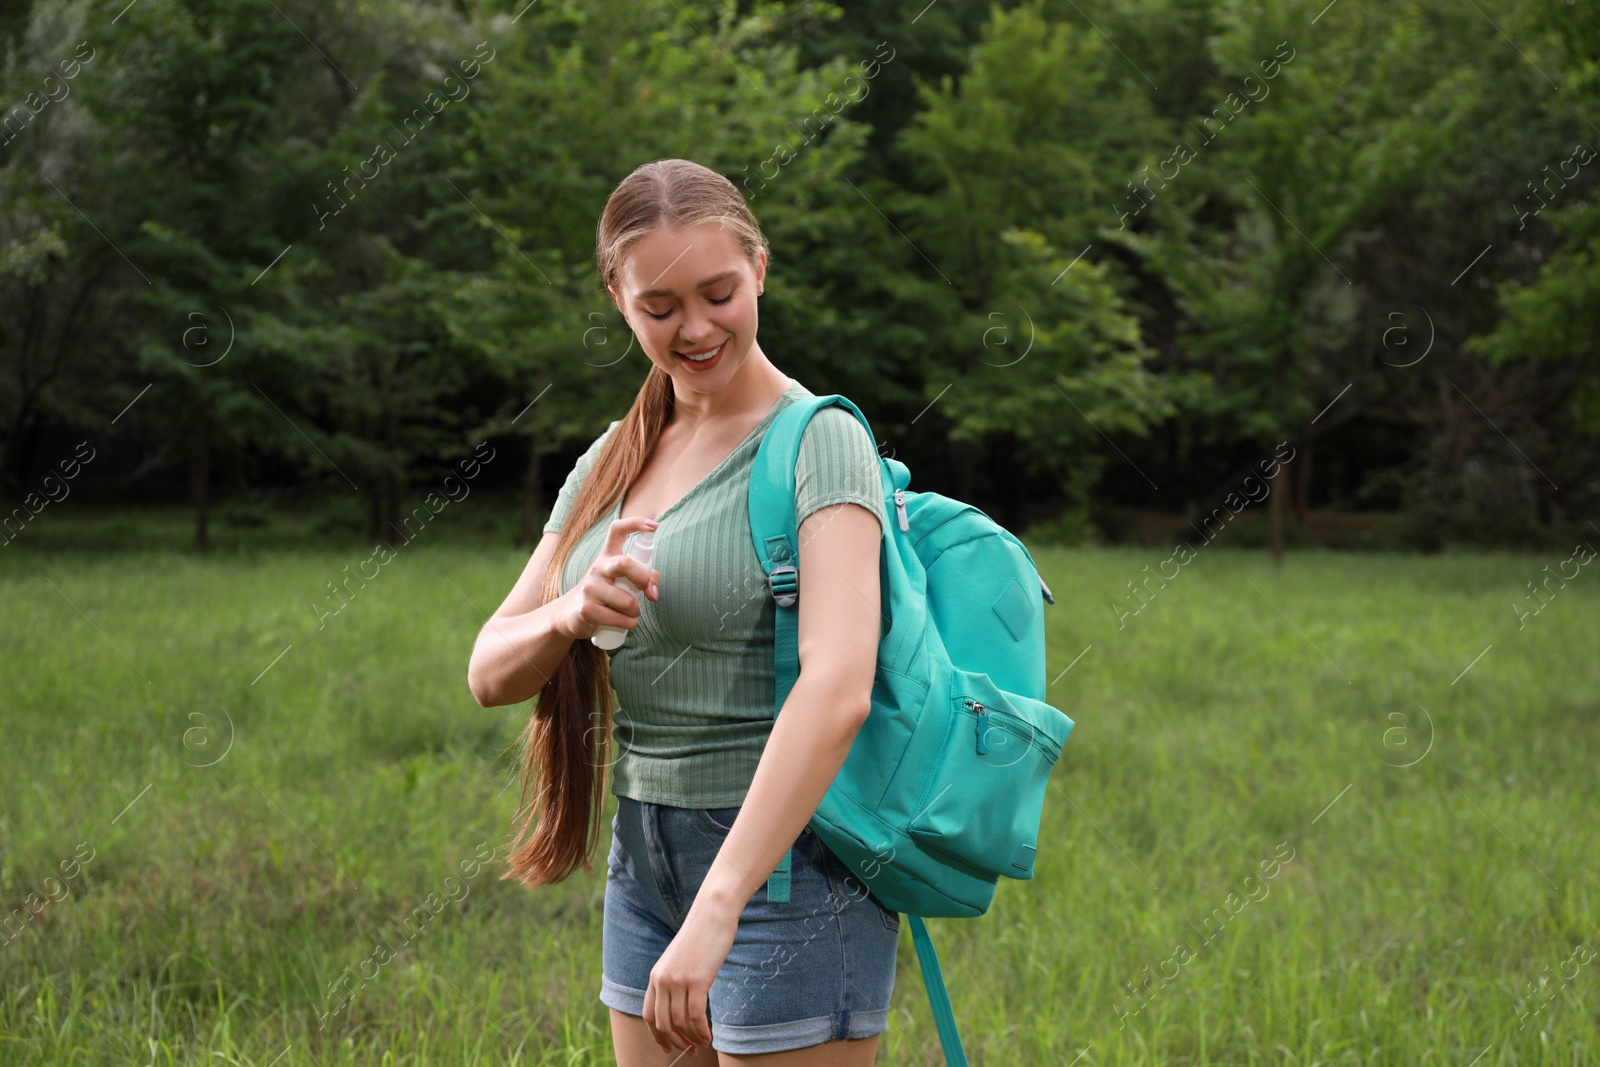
[500,159,772,888]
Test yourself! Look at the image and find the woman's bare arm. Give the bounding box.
[467,531,576,707]
[690,499,882,911]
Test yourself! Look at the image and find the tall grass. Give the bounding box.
[1,510,1595,1064]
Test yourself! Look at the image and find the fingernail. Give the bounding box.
[645,519,659,528]
[649,582,658,598]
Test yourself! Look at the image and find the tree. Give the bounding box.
[891,1,1178,533]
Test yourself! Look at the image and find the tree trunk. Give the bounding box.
[1536,475,1555,527]
[1292,439,1312,529]
[386,470,403,548]
[376,472,398,548]
[1268,461,1285,564]
[995,433,1028,534]
[520,431,542,548]
[954,439,975,507]
[369,474,400,548]
[191,415,211,553]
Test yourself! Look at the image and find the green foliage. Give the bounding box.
[1,0,1598,546]
[1471,203,1600,435]
[1021,503,1097,547]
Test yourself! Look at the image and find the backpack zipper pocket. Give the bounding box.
[906,669,1074,880]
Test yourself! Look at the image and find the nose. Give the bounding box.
[675,299,723,348]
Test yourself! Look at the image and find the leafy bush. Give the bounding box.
[1023,503,1099,547]
[1360,457,1549,552]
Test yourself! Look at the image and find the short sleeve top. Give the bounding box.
[541,378,887,806]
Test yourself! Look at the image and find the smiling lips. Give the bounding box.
[674,339,727,370]
[677,340,725,358]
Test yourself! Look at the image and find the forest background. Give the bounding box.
[4,0,1596,556]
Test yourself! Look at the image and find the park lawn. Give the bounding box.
[1,526,1596,1065]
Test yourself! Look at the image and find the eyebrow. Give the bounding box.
[634,270,740,301]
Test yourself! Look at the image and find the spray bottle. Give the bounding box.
[591,530,656,650]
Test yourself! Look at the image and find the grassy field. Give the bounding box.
[1,506,1596,1065]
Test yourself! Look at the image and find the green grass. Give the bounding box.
[1,509,1596,1065]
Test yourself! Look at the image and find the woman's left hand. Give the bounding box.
[642,897,742,1055]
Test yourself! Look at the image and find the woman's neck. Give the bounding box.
[668,343,792,429]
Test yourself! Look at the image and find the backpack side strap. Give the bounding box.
[910,915,970,1067]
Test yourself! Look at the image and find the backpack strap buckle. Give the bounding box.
[767,564,798,607]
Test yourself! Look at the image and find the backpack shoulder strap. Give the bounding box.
[748,393,883,587]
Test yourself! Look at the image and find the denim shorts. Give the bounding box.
[599,795,901,1055]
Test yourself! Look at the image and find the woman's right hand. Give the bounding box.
[558,515,662,641]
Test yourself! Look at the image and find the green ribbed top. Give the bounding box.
[543,379,887,808]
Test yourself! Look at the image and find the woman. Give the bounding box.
[467,158,899,1066]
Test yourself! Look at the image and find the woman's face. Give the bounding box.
[608,221,765,393]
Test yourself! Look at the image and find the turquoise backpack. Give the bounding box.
[747,393,1076,1067]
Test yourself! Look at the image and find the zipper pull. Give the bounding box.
[968,700,989,754]
[893,488,909,532]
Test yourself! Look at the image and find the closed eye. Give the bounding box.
[643,293,735,321]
